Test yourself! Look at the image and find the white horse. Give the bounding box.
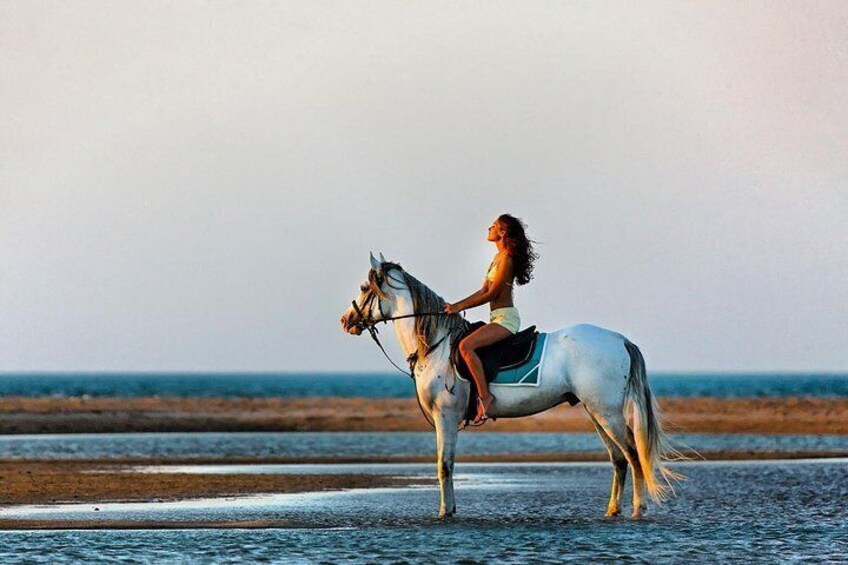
[340,253,681,519]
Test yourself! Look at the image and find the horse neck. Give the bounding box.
[387,281,452,363]
[388,290,419,358]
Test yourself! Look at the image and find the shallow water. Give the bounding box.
[1,460,846,563]
[1,371,846,398]
[1,431,847,460]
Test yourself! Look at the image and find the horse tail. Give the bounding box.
[624,339,685,502]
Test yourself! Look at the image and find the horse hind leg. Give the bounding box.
[589,408,648,519]
[623,424,647,518]
[586,409,627,518]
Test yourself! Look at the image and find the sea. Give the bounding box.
[1,372,846,562]
[0,372,846,398]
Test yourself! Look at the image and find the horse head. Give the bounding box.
[340,251,405,335]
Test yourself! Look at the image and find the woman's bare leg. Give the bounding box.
[459,323,513,422]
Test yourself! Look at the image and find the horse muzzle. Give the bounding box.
[340,313,364,335]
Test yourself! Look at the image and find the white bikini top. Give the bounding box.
[484,256,515,287]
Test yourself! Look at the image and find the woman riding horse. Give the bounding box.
[341,248,681,518]
[444,213,538,423]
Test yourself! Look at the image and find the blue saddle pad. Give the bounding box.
[491,333,548,386]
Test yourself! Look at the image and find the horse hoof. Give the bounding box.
[604,509,621,518]
[632,508,646,520]
[439,508,456,519]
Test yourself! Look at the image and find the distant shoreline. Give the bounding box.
[0,396,845,435]
[1,372,846,401]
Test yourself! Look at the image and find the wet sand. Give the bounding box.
[0,459,428,530]
[1,454,846,531]
[1,450,846,506]
[0,396,845,434]
[0,460,424,506]
[0,519,299,530]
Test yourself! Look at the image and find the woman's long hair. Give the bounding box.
[497,213,539,286]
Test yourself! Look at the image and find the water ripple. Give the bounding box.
[0,461,845,563]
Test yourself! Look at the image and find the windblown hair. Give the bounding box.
[497,213,539,286]
[368,261,469,358]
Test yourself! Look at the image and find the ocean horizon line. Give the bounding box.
[1,370,847,377]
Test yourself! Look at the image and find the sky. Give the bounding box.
[1,1,846,373]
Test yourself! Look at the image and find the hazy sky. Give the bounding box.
[2,1,846,372]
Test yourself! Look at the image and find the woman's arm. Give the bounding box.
[450,286,487,311]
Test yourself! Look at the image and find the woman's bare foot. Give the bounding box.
[475,393,495,423]
[473,400,487,424]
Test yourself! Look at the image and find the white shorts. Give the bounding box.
[490,307,520,334]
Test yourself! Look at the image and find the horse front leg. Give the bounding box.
[435,407,462,518]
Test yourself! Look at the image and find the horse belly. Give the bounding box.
[488,349,573,417]
[488,385,569,417]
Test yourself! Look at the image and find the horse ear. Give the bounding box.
[369,251,381,270]
[379,252,387,263]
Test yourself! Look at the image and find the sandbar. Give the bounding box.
[0,396,844,434]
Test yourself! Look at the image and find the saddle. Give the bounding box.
[451,322,540,423]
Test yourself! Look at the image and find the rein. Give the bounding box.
[350,298,465,430]
[350,299,457,377]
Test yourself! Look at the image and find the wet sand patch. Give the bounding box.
[1,450,846,508]
[0,460,423,506]
[0,518,301,530]
[0,396,845,434]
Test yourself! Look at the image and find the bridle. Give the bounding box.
[348,268,476,429]
[349,287,458,378]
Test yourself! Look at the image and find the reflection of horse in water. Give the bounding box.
[341,253,682,519]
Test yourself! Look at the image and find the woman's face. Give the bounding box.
[487,220,505,242]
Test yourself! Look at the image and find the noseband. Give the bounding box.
[350,295,377,330]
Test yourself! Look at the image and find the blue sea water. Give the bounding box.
[1,431,846,460]
[0,372,846,398]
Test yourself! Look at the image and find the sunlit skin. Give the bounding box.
[444,219,516,422]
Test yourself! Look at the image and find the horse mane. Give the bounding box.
[373,261,470,357]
